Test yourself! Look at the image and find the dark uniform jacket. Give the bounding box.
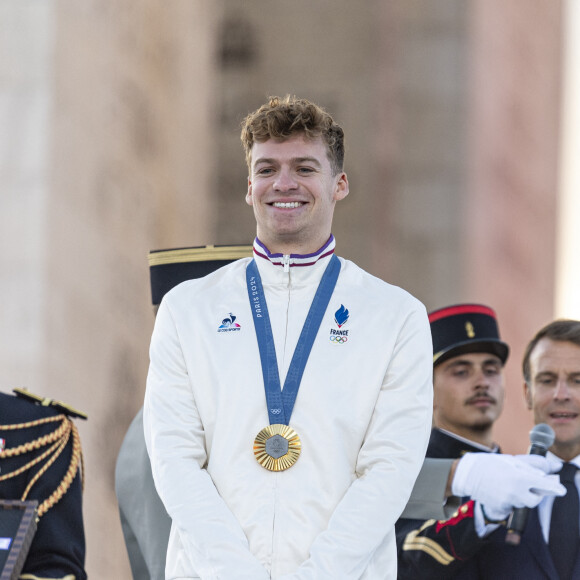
[396,428,497,579]
[396,428,580,579]
[0,392,86,579]
[465,507,580,579]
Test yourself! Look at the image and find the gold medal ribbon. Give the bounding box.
[246,252,341,471]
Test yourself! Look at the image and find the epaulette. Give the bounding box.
[0,391,86,519]
[13,388,88,420]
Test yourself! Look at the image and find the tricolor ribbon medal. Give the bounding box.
[246,254,340,472]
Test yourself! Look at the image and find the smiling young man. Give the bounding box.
[246,133,348,255]
[143,95,433,579]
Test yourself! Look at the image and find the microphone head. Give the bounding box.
[529,423,555,449]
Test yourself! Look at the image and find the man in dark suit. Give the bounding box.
[0,389,87,580]
[468,319,580,580]
[396,307,566,579]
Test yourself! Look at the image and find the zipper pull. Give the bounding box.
[283,254,290,273]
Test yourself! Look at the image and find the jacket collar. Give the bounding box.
[427,428,500,459]
[253,236,335,270]
[252,236,336,285]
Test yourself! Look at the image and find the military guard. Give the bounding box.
[0,388,87,580]
[115,244,252,580]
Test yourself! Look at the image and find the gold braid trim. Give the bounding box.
[0,415,69,456]
[22,423,70,502]
[0,415,83,518]
[36,421,83,517]
[79,425,85,493]
[0,437,64,481]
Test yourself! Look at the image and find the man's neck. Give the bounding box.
[550,442,580,463]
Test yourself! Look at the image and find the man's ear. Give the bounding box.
[523,381,533,410]
[246,178,253,206]
[333,172,349,202]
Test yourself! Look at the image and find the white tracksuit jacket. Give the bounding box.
[144,238,433,580]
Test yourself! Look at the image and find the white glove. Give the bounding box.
[452,453,565,521]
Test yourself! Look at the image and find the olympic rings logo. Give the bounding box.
[329,335,348,344]
[270,408,282,415]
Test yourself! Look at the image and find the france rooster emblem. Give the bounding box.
[217,313,241,332]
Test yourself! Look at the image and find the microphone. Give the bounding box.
[505,423,555,545]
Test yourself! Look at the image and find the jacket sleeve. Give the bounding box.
[400,458,459,520]
[143,299,270,580]
[396,500,491,579]
[279,302,434,579]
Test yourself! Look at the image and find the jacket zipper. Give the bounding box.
[282,254,290,272]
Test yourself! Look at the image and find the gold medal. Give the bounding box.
[253,424,301,471]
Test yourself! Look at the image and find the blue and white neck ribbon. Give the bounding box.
[246,254,340,425]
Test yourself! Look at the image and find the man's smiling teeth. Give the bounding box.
[552,412,577,417]
[273,202,303,208]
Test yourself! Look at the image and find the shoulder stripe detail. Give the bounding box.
[402,525,455,566]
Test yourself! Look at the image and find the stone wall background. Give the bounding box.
[0,0,53,393]
[465,0,563,453]
[0,0,565,576]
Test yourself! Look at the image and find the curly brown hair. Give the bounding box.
[241,95,345,175]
